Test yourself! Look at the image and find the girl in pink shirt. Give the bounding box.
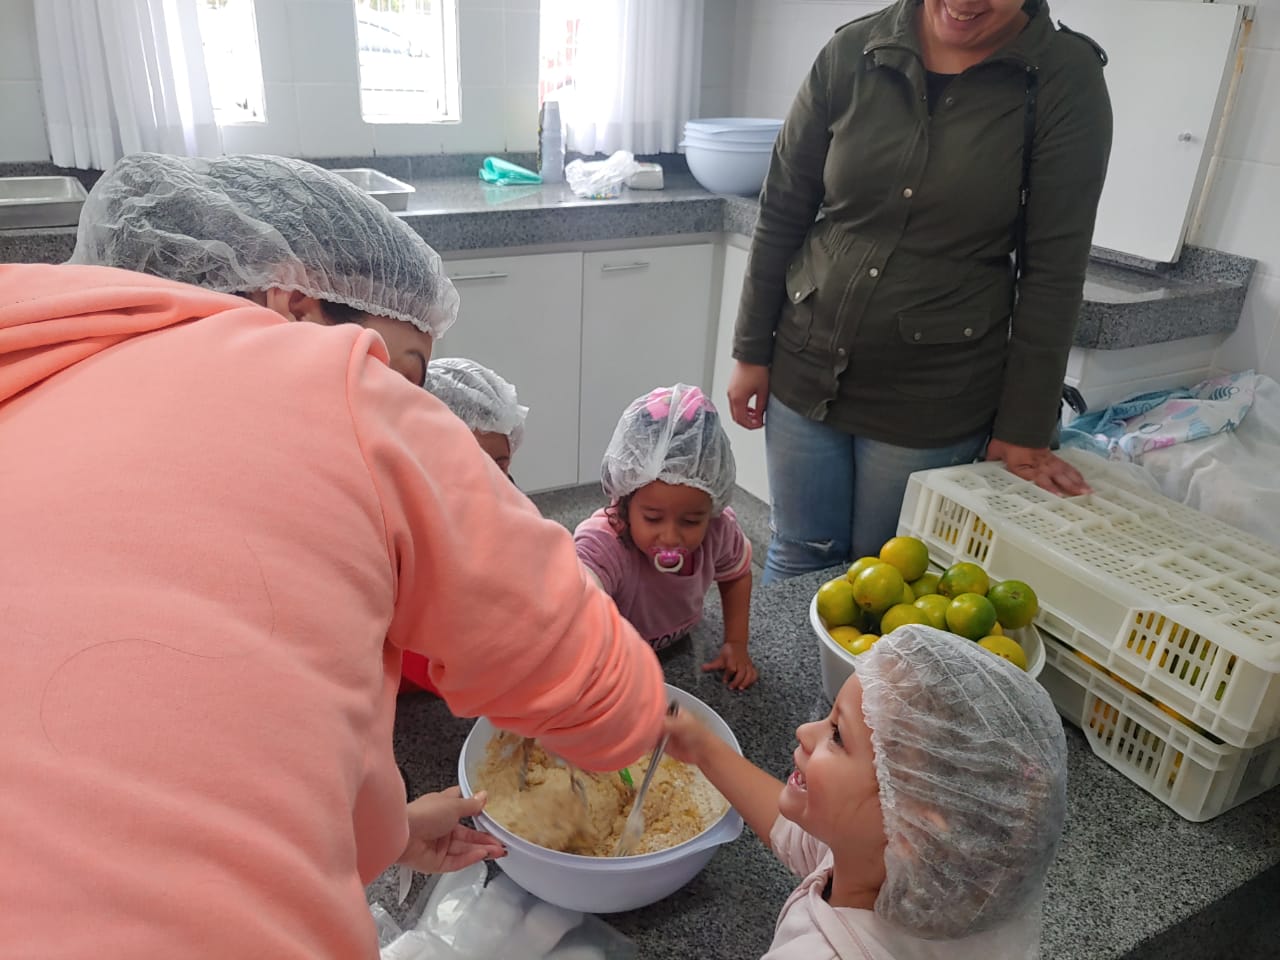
[663,625,1067,959]
[575,384,759,689]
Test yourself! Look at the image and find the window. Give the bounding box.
[355,0,460,124]
[196,0,267,123]
[538,1,581,106]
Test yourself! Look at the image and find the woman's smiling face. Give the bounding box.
[920,0,1029,53]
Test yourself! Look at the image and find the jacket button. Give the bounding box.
[837,347,847,357]
[902,187,913,199]
[912,331,922,341]
[945,96,955,107]
[963,327,974,337]
[869,267,880,278]
[793,291,803,302]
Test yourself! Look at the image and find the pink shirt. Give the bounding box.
[0,264,666,959]
[765,818,1041,960]
[574,507,751,649]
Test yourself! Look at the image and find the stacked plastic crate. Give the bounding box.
[896,452,1280,821]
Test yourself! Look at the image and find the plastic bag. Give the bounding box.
[564,151,639,200]
[380,864,635,960]
[480,156,542,185]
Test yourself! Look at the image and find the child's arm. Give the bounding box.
[663,709,781,846]
[705,569,758,690]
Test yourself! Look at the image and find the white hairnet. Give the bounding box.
[858,625,1067,943]
[70,153,459,338]
[600,384,736,513]
[424,357,528,451]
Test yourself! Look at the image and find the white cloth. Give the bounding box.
[763,818,1043,960]
[34,0,221,169]
[548,0,703,156]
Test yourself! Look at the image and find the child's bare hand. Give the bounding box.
[704,642,759,690]
[662,709,719,768]
[397,787,506,875]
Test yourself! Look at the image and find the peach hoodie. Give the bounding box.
[0,264,666,958]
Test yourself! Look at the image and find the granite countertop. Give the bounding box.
[376,568,1280,960]
[0,170,1253,351]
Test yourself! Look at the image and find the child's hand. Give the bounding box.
[662,709,720,768]
[397,786,506,874]
[704,642,759,690]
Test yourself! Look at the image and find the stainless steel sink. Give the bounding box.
[329,168,415,211]
[0,176,88,229]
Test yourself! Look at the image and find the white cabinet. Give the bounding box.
[439,253,583,492]
[709,244,770,503]
[578,244,716,483]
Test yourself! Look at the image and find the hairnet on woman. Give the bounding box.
[0,153,667,957]
[71,152,458,386]
[661,624,1067,958]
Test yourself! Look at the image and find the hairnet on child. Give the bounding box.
[424,358,528,451]
[858,625,1067,942]
[600,384,736,514]
[70,153,459,338]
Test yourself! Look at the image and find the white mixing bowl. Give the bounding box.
[458,684,744,914]
[810,594,1047,703]
[685,117,782,138]
[683,142,772,196]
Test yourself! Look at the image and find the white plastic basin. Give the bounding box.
[683,142,772,196]
[685,117,783,136]
[457,684,744,914]
[810,594,1047,703]
[681,131,777,150]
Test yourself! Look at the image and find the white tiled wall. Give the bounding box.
[715,0,1280,381]
[1195,4,1280,382]
[0,0,541,163]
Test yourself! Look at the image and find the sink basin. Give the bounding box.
[0,176,88,229]
[328,168,415,212]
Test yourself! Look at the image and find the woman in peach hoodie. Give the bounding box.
[0,155,666,959]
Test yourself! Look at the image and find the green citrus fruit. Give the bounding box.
[909,572,941,597]
[816,578,859,628]
[851,562,907,616]
[988,580,1039,630]
[913,594,950,630]
[845,556,881,584]
[977,635,1028,670]
[880,603,929,635]
[938,561,990,598]
[946,593,999,641]
[878,536,930,582]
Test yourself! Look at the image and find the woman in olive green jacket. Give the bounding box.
[728,0,1112,583]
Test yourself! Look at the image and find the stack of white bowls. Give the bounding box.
[681,117,782,196]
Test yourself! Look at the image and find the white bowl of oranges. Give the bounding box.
[810,536,1045,702]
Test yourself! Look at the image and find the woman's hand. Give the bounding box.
[397,787,506,875]
[727,362,770,430]
[986,439,1092,496]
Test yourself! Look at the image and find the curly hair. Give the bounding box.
[604,494,635,548]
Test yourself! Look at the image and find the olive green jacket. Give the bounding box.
[733,0,1112,448]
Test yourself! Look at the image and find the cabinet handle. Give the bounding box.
[600,262,651,274]
[450,271,510,282]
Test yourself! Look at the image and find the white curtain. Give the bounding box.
[557,0,704,157]
[34,0,222,170]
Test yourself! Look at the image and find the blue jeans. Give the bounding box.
[762,397,989,584]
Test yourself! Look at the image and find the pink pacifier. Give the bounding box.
[651,547,689,574]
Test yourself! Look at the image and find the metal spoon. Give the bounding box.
[614,702,680,857]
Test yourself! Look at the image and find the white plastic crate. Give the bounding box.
[1039,632,1280,822]
[897,453,1280,748]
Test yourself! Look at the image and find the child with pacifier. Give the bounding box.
[403,357,529,696]
[664,624,1068,959]
[424,357,527,479]
[574,384,758,689]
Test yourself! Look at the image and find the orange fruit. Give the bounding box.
[845,556,881,584]
[938,561,990,598]
[988,622,1004,636]
[913,594,950,630]
[946,593,998,641]
[880,603,928,635]
[978,635,1029,670]
[816,578,858,628]
[988,580,1039,629]
[909,572,941,597]
[900,582,915,605]
[851,563,907,616]
[827,625,863,653]
[850,634,880,655]
[878,536,930,582]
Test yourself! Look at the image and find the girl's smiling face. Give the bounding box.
[625,481,713,556]
[780,676,888,863]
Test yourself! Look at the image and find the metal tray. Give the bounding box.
[0,176,88,229]
[329,168,415,212]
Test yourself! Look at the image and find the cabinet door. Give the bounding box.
[579,245,715,483]
[439,253,583,493]
[710,244,770,503]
